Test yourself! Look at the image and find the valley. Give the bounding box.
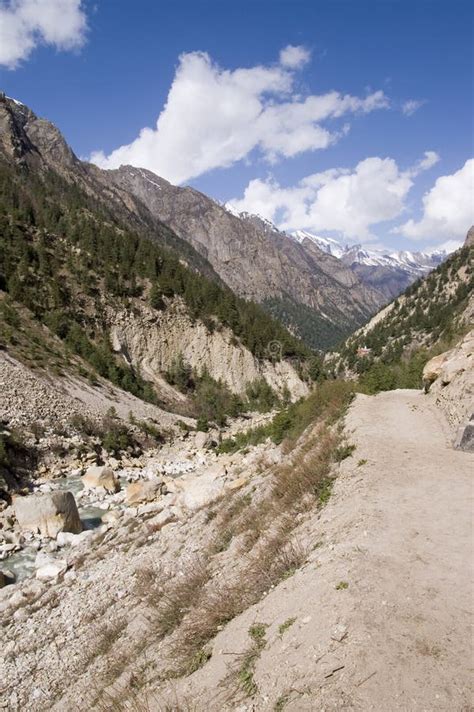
[0,90,472,712]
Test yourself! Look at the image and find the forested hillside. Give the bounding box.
[333,242,473,391]
[0,161,309,407]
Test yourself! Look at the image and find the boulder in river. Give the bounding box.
[125,478,163,505]
[14,491,82,538]
[82,465,121,494]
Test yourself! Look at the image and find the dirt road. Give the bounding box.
[175,389,473,710]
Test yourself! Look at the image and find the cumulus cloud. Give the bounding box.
[227,152,439,241]
[279,44,311,68]
[91,49,388,184]
[402,99,425,116]
[0,0,87,69]
[396,159,474,240]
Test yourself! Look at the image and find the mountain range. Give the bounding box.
[292,230,448,300]
[99,165,384,348]
[0,94,451,353]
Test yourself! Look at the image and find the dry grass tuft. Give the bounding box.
[134,557,211,639]
[93,686,197,712]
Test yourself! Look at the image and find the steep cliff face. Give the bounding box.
[108,300,308,399]
[100,165,385,347]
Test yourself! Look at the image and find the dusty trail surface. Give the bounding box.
[175,390,473,711]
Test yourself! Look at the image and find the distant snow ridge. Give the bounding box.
[293,230,345,258]
[292,230,448,276]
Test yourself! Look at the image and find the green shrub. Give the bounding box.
[245,378,279,412]
[359,362,397,394]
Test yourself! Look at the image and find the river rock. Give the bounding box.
[14,491,82,538]
[56,530,93,547]
[101,510,121,525]
[226,475,249,492]
[0,569,15,587]
[82,465,121,494]
[125,478,163,505]
[137,501,163,516]
[36,559,67,582]
[147,509,177,532]
[194,431,210,449]
[179,464,227,510]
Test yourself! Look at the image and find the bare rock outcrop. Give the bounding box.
[13,491,82,538]
[424,329,474,436]
[464,225,474,248]
[109,300,308,400]
[125,478,163,505]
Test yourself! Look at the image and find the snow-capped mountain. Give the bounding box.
[293,230,449,300]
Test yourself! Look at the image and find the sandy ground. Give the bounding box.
[173,390,473,711]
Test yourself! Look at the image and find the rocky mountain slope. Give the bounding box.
[0,95,218,281]
[0,95,385,350]
[0,94,315,423]
[104,166,385,348]
[334,232,473,385]
[293,229,447,300]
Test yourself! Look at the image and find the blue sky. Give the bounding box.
[1,0,473,251]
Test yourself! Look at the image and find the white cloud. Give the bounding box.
[430,239,463,254]
[279,44,311,68]
[402,99,425,116]
[396,159,474,240]
[227,151,439,241]
[91,49,388,184]
[0,0,87,69]
[409,150,440,174]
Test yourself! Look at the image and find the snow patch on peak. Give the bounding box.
[293,230,345,258]
[138,168,162,190]
[224,202,243,219]
[291,230,450,276]
[6,96,24,106]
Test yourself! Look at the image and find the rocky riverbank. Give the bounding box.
[0,411,278,587]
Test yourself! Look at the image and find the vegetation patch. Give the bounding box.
[278,617,297,636]
[218,379,355,453]
[237,623,268,696]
